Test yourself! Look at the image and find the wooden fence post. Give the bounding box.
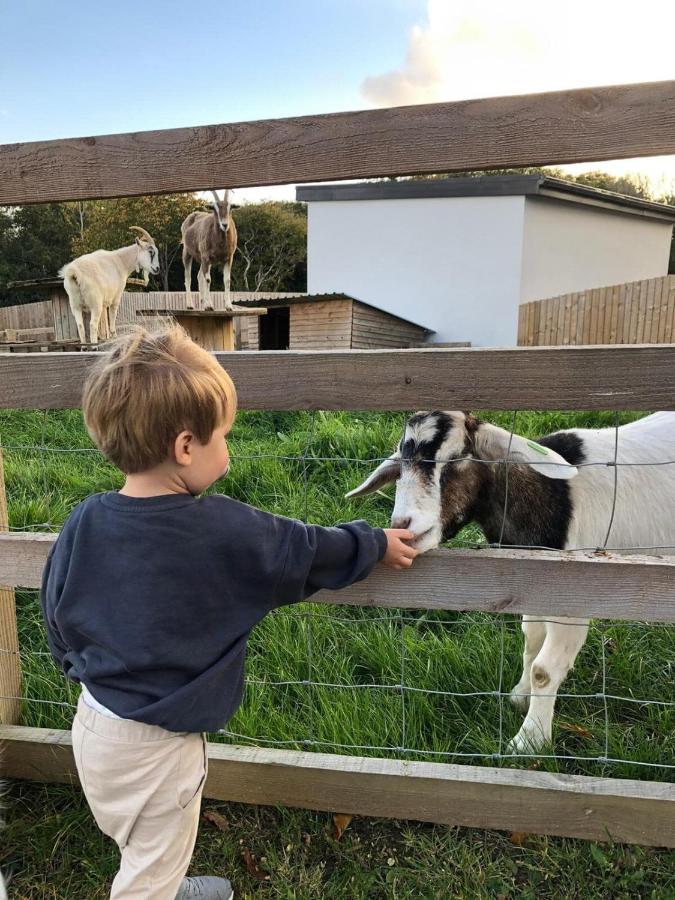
[0,446,21,724]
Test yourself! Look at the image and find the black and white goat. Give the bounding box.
[348,411,675,752]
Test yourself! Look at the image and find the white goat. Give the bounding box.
[59,227,160,345]
[348,411,675,753]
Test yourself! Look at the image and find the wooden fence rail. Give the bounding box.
[2,80,675,204]
[3,534,675,622]
[1,726,672,847]
[1,344,675,411]
[519,276,675,346]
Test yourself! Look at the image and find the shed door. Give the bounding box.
[259,306,290,350]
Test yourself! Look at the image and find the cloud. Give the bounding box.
[359,0,675,193]
[362,23,445,107]
[361,0,675,108]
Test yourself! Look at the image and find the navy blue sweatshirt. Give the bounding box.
[40,492,386,733]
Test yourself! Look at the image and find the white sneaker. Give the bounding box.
[175,876,234,899]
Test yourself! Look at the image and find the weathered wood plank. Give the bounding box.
[1,726,673,846]
[519,277,675,347]
[0,300,53,334]
[0,449,20,725]
[1,345,675,410]
[351,305,428,349]
[3,81,675,204]
[3,533,675,622]
[517,303,528,345]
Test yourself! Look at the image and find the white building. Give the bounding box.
[297,176,675,347]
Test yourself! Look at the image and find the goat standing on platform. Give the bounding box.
[60,227,159,345]
[181,191,238,311]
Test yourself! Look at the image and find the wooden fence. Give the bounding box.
[0,291,302,345]
[518,275,675,346]
[0,298,54,334]
[1,79,675,847]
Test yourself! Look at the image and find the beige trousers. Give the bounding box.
[72,696,208,899]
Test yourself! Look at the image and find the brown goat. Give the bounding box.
[181,190,238,310]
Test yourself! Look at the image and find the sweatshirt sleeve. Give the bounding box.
[40,541,70,669]
[272,518,387,607]
[39,501,89,671]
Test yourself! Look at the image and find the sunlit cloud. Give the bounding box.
[361,0,675,195]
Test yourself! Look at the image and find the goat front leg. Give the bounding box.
[184,255,194,309]
[201,262,214,310]
[509,616,546,711]
[507,618,589,753]
[108,295,122,338]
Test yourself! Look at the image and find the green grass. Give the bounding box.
[1,407,674,897]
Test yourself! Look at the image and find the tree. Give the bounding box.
[568,170,652,199]
[232,202,307,292]
[0,203,80,305]
[76,194,200,291]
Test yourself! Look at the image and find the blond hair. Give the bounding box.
[83,326,237,474]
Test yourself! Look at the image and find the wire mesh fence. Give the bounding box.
[1,407,674,782]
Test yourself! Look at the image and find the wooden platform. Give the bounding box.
[137,307,267,351]
[0,339,102,353]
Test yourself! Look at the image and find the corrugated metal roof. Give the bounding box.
[235,292,434,333]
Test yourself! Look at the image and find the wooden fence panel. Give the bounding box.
[518,276,675,346]
[0,300,53,334]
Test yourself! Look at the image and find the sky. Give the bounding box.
[2,0,674,203]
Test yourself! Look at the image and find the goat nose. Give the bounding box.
[391,516,411,530]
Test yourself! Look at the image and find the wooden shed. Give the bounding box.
[236,293,433,350]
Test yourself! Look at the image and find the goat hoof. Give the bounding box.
[509,687,530,711]
[506,726,549,755]
[204,304,215,311]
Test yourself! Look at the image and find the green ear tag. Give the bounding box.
[526,440,549,456]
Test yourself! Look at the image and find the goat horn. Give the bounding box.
[210,190,221,204]
[129,226,154,243]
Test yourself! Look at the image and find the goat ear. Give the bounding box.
[346,454,401,498]
[475,423,577,480]
[230,203,241,210]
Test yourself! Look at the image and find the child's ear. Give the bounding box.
[174,430,194,466]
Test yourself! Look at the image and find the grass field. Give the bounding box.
[1,407,674,898]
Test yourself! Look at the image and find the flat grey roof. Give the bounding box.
[296,175,675,223]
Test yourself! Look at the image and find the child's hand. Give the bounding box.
[381,529,418,570]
